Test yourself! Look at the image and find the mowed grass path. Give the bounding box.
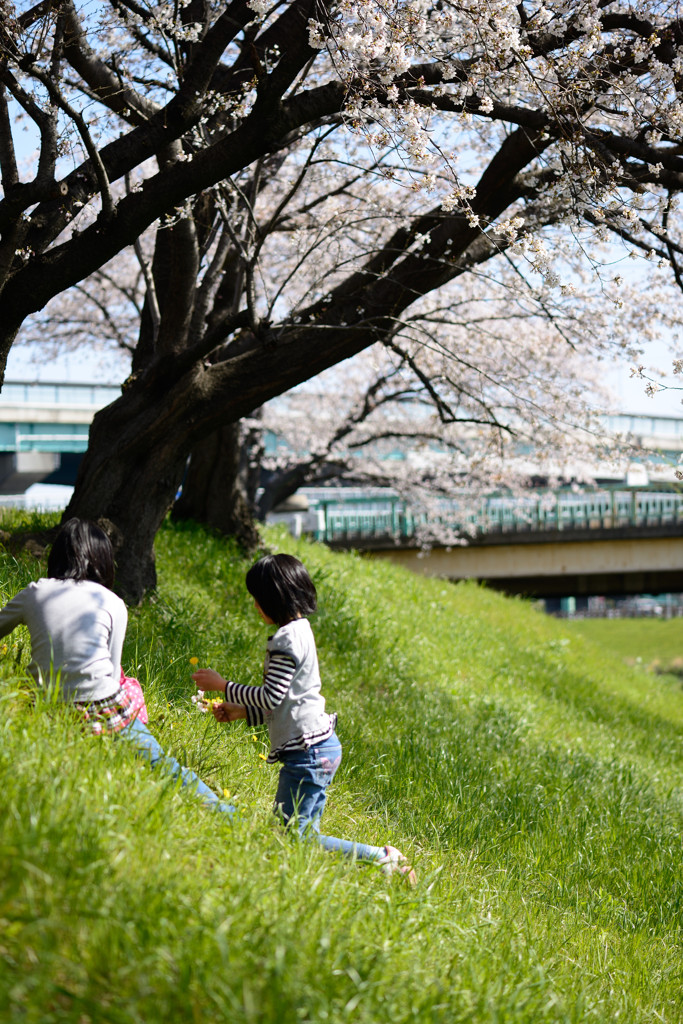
[0,515,682,1023]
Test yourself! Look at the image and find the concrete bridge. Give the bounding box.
[0,380,119,493]
[274,487,683,599]
[357,529,683,600]
[1,381,681,494]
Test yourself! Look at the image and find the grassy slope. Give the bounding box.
[0,516,682,1024]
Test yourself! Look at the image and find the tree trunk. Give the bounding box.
[172,421,261,552]
[62,383,193,603]
[61,363,263,602]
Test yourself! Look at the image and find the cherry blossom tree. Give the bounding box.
[256,260,681,516]
[4,0,683,598]
[18,223,673,533]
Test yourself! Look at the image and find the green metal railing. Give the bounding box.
[307,489,683,543]
[0,381,121,407]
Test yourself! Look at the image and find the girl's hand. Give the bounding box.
[212,701,247,723]
[192,668,226,692]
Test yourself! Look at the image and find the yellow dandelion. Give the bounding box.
[223,788,231,799]
[258,753,267,760]
[189,656,199,666]
[252,734,258,742]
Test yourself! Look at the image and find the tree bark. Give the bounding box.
[172,421,261,552]
[62,361,268,601]
[63,380,194,601]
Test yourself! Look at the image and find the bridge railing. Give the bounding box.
[306,489,683,544]
[0,381,122,453]
[0,381,121,407]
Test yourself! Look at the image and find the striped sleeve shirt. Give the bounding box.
[224,651,296,729]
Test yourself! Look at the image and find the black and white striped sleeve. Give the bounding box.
[224,652,297,726]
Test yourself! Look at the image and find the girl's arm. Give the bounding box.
[193,667,266,726]
[193,652,297,727]
[191,671,251,725]
[224,652,296,715]
[108,597,128,685]
[0,590,27,640]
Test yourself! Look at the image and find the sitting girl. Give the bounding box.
[0,517,233,814]
[192,552,415,881]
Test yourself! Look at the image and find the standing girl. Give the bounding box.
[192,553,415,881]
[0,518,234,815]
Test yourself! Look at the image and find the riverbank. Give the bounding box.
[0,515,681,1022]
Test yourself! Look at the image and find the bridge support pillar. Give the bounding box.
[0,452,60,495]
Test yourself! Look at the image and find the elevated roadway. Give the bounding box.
[0,380,119,492]
[356,529,683,599]
[290,487,683,598]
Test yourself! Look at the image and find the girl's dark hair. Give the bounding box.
[245,553,317,626]
[47,518,116,590]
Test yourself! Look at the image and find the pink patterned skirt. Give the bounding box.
[75,669,148,735]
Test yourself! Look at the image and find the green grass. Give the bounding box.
[1,516,683,1023]
[562,617,683,670]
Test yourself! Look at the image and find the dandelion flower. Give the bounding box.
[258,753,267,760]
[189,656,199,666]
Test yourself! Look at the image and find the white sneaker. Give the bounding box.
[377,845,417,886]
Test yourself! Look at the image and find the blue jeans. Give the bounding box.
[121,718,236,815]
[274,732,383,861]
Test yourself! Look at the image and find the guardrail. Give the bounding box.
[0,381,121,453]
[0,381,121,407]
[305,488,683,544]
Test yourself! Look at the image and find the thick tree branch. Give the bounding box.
[0,82,18,192]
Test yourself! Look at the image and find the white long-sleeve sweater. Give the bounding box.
[0,577,127,702]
